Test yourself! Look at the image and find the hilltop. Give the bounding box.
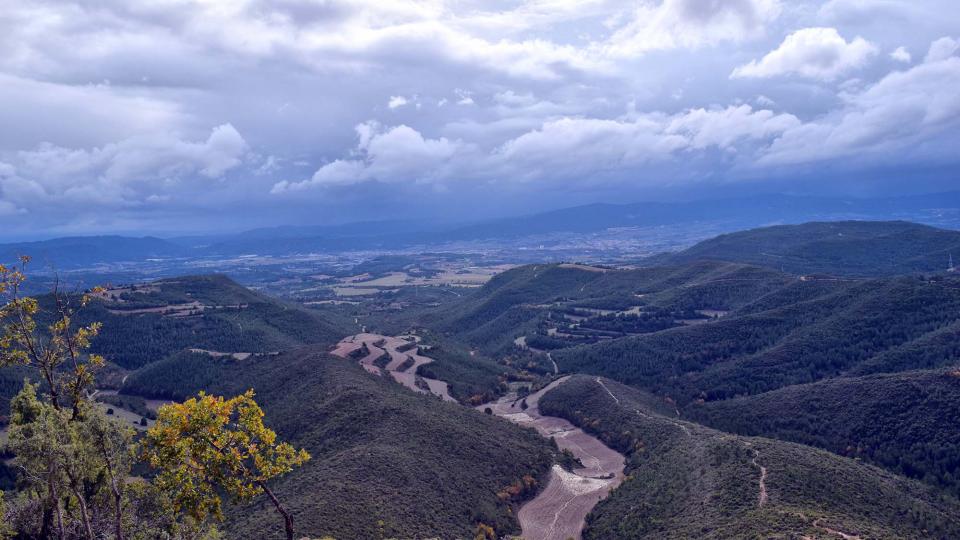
[0,274,350,416]
[656,220,960,276]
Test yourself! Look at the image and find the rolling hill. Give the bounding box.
[539,376,960,539]
[686,367,960,497]
[0,274,350,417]
[550,273,960,401]
[438,260,792,354]
[657,220,960,276]
[122,347,556,539]
[0,235,189,268]
[437,256,960,500]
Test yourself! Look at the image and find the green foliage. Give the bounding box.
[1,256,106,416]
[76,275,347,370]
[121,351,228,400]
[552,275,960,403]
[539,376,960,539]
[126,348,554,539]
[144,390,310,540]
[414,337,510,404]
[687,367,960,497]
[661,220,960,276]
[4,382,210,539]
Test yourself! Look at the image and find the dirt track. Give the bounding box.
[483,377,625,540]
[331,333,456,402]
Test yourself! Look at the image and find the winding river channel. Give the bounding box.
[332,334,625,539]
[483,377,626,540]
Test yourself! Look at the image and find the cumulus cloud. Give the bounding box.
[279,105,801,190]
[1,0,959,233]
[890,46,911,63]
[666,105,800,149]
[272,122,467,192]
[732,27,877,81]
[603,0,781,56]
[491,105,799,182]
[762,51,960,164]
[0,125,248,209]
[925,37,959,63]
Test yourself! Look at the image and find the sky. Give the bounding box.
[0,0,958,239]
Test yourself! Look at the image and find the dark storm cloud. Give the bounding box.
[0,0,957,237]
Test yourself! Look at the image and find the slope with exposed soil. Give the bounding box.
[332,333,456,402]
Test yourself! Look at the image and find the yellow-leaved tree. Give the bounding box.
[143,390,311,540]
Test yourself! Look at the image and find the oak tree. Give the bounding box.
[143,390,311,540]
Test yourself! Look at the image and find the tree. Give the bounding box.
[143,390,311,540]
[1,263,222,539]
[0,256,105,418]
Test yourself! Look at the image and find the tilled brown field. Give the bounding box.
[331,333,456,402]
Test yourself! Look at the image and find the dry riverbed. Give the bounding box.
[482,377,625,540]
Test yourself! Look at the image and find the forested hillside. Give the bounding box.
[440,261,791,354]
[121,347,555,539]
[80,275,348,369]
[539,376,960,539]
[0,274,349,416]
[657,220,960,276]
[686,367,960,497]
[551,274,960,402]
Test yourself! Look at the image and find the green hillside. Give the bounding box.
[539,376,960,539]
[80,274,348,369]
[686,367,960,497]
[551,274,960,402]
[0,274,350,418]
[659,220,960,276]
[122,347,555,539]
[440,261,790,354]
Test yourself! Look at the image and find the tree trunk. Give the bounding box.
[112,484,125,540]
[67,470,95,540]
[52,480,65,540]
[39,496,53,540]
[258,481,294,540]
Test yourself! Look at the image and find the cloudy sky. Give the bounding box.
[1,0,958,238]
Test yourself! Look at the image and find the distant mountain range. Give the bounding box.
[5,191,960,267]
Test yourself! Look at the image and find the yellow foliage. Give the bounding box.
[143,390,311,523]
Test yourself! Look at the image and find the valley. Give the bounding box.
[484,377,625,540]
[3,220,960,539]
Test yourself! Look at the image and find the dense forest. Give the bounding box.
[656,220,960,276]
[124,347,556,539]
[551,274,960,402]
[686,367,960,497]
[539,376,960,539]
[6,219,960,539]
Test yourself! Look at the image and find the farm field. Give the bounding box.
[331,333,456,402]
